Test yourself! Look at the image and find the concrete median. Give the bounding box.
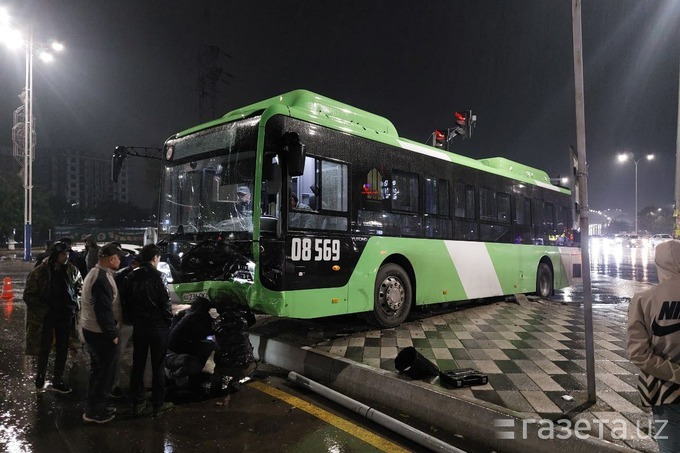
[251,332,637,453]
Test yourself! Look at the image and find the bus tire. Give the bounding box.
[535,262,553,298]
[369,264,412,328]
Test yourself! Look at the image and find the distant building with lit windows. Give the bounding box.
[33,148,130,208]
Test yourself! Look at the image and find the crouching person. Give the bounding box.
[123,244,174,417]
[211,295,257,393]
[165,297,215,387]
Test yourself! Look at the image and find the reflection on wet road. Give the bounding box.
[550,244,658,306]
[590,242,658,284]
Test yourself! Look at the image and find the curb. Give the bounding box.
[250,332,636,453]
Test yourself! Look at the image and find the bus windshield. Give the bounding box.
[160,117,260,235]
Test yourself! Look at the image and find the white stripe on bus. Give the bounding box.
[397,139,452,161]
[445,241,503,299]
[397,139,563,193]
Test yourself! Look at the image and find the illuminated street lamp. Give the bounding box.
[550,176,569,187]
[1,7,63,261]
[617,152,655,234]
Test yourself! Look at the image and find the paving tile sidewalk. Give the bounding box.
[312,295,659,452]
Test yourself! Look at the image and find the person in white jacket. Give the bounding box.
[628,239,680,453]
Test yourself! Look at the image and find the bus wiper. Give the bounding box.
[157,225,191,245]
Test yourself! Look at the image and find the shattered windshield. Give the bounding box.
[160,118,259,235]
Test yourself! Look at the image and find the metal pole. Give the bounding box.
[23,31,33,262]
[288,372,466,453]
[572,0,596,404]
[675,57,680,239]
[28,31,33,260]
[634,160,638,234]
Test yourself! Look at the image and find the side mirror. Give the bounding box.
[283,132,305,177]
[112,146,127,182]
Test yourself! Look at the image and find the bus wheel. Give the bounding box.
[370,264,412,328]
[535,262,553,298]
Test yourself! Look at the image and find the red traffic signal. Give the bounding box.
[434,129,447,147]
[454,110,475,139]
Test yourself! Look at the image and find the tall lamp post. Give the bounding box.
[1,8,63,261]
[617,152,655,234]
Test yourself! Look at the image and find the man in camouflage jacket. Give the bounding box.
[24,241,83,393]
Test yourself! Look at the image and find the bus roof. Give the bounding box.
[174,89,565,192]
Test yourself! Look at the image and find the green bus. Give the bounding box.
[155,89,581,328]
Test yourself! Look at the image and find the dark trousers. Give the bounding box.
[130,324,169,408]
[166,340,215,379]
[83,329,119,416]
[37,314,73,382]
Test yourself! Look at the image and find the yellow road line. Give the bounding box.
[249,380,409,453]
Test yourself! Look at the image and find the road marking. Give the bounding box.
[250,380,409,453]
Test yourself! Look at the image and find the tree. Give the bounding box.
[638,206,674,235]
[606,219,630,235]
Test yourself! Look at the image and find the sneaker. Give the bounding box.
[82,412,115,424]
[108,387,125,400]
[49,381,72,394]
[152,402,174,417]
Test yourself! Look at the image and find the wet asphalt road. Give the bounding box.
[0,245,659,452]
[0,257,426,453]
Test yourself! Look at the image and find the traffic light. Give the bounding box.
[433,129,448,148]
[454,110,475,139]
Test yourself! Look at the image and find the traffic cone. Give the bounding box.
[1,277,14,300]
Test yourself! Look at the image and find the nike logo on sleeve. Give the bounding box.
[652,319,680,337]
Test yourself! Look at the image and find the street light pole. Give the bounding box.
[23,28,33,261]
[618,152,654,235]
[634,158,638,235]
[2,10,62,261]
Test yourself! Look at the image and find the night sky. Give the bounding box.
[1,0,679,217]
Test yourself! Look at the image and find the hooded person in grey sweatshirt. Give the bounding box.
[628,239,680,452]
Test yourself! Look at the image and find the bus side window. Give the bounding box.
[424,178,450,216]
[514,195,532,244]
[320,160,348,212]
[497,193,511,223]
[289,157,349,231]
[479,187,496,221]
[454,183,477,240]
[544,202,555,237]
[392,170,419,213]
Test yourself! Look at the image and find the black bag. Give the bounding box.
[394,346,440,379]
[439,368,488,388]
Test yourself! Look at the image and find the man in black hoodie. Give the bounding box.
[122,244,173,417]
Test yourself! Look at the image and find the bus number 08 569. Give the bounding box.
[291,238,341,262]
